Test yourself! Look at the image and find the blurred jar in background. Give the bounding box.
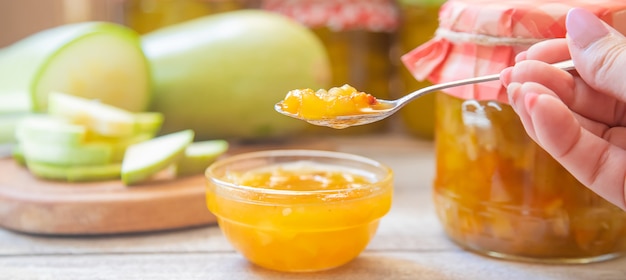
[262,0,400,135]
[0,0,125,47]
[124,0,250,34]
[392,0,444,140]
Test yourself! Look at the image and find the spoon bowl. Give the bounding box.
[274,102,397,129]
[275,60,576,129]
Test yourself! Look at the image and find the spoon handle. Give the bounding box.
[400,60,576,104]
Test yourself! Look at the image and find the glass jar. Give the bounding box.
[393,0,445,140]
[262,0,399,135]
[124,0,250,34]
[434,93,626,263]
[402,0,626,263]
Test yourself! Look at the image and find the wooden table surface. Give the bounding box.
[1,133,626,280]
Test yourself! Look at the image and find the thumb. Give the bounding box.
[566,8,626,101]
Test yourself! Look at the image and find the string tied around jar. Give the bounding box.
[433,27,546,47]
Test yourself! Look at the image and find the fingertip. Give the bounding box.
[507,82,522,107]
[523,89,539,113]
[500,67,513,86]
[506,82,539,141]
[514,51,527,62]
[566,8,610,49]
[507,82,522,94]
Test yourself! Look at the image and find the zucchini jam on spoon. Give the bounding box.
[275,84,392,129]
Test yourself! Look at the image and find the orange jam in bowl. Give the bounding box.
[205,150,393,272]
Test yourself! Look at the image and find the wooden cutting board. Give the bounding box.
[0,158,216,236]
[0,138,335,236]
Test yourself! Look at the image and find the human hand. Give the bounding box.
[500,8,626,210]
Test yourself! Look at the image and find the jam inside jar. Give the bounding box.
[433,92,626,263]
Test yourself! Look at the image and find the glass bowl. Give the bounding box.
[205,149,393,272]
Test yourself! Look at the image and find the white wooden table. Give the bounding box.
[1,133,625,280]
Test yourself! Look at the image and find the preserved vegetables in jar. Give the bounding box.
[402,0,626,263]
[262,0,399,135]
[434,93,626,262]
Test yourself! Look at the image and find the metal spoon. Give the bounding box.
[275,60,576,129]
